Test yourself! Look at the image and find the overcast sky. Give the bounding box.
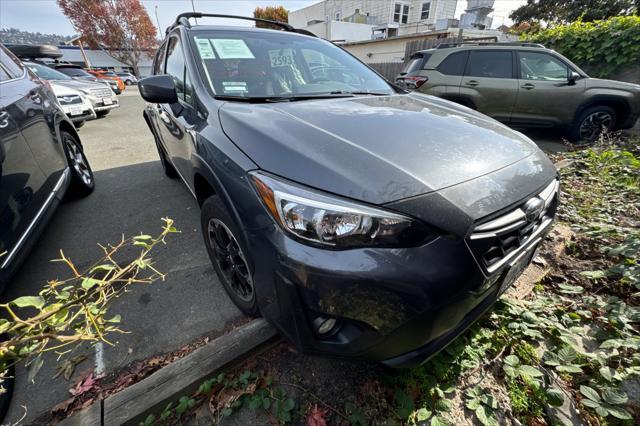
[0,0,526,36]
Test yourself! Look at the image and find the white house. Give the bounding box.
[290,0,458,40]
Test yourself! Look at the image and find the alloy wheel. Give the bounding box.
[579,111,613,141]
[64,137,93,187]
[207,218,254,302]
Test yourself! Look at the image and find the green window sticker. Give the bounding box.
[210,39,255,59]
[195,38,216,59]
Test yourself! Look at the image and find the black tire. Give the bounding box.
[156,142,178,178]
[125,79,132,85]
[96,110,110,118]
[62,131,95,198]
[569,105,617,143]
[74,120,85,129]
[201,195,259,317]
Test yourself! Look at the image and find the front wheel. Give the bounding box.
[125,79,132,85]
[201,195,259,317]
[62,131,94,198]
[569,105,617,143]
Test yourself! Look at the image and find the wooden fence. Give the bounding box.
[368,62,405,81]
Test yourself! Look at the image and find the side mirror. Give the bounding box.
[568,71,580,86]
[138,75,178,104]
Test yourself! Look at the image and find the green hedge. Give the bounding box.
[523,16,640,78]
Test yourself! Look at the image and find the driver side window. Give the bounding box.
[518,51,569,81]
[165,36,194,105]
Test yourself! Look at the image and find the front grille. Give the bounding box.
[57,95,82,105]
[89,87,113,98]
[468,179,559,274]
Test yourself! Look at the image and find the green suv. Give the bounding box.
[395,43,640,142]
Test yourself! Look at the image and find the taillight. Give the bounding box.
[404,76,428,89]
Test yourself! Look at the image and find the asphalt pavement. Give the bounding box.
[4,91,243,423]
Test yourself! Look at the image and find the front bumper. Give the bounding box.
[249,178,558,368]
[86,94,119,112]
[60,101,96,123]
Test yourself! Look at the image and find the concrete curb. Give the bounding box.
[59,319,279,425]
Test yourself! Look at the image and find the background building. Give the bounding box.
[289,0,458,40]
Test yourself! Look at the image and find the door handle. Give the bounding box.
[0,111,8,129]
[521,83,535,90]
[465,80,479,87]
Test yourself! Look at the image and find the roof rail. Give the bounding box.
[436,41,546,49]
[167,12,312,36]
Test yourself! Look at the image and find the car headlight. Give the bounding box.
[250,172,431,248]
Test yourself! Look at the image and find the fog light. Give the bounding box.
[316,318,337,335]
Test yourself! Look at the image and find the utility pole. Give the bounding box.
[154,5,162,34]
[191,0,198,24]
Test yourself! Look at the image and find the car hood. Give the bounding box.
[52,79,106,91]
[49,82,82,97]
[586,78,640,91]
[219,93,544,204]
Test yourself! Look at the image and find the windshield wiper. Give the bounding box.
[214,93,356,103]
[214,91,391,103]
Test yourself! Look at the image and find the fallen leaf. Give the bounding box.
[52,398,75,414]
[54,355,88,381]
[69,373,102,397]
[306,404,328,426]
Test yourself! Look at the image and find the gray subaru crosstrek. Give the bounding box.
[139,13,559,367]
[396,43,640,142]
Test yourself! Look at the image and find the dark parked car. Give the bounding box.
[139,14,558,367]
[0,44,94,289]
[396,43,640,142]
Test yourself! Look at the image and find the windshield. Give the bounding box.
[190,30,394,99]
[26,62,72,80]
[57,67,93,77]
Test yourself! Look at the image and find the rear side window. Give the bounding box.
[465,50,513,79]
[401,53,432,74]
[436,51,468,75]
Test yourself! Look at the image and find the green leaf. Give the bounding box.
[606,405,632,420]
[415,407,432,421]
[475,405,498,426]
[601,389,628,405]
[431,416,450,426]
[107,314,122,323]
[557,346,578,363]
[599,366,615,382]
[435,399,452,412]
[134,234,153,241]
[545,388,565,407]
[262,397,271,410]
[556,365,583,373]
[580,385,601,403]
[519,365,544,378]
[90,264,116,273]
[600,339,622,349]
[283,398,295,412]
[0,319,10,334]
[581,398,601,408]
[11,295,45,310]
[504,355,520,366]
[81,277,102,290]
[466,398,481,410]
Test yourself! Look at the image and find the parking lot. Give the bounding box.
[3,91,244,423]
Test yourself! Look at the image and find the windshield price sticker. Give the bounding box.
[222,81,248,93]
[210,39,255,59]
[195,38,216,59]
[269,49,294,68]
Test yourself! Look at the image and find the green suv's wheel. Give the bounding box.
[201,195,259,317]
[570,105,617,143]
[62,131,94,197]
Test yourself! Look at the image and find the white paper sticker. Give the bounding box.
[222,81,248,93]
[195,38,216,59]
[210,39,254,59]
[268,48,294,68]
